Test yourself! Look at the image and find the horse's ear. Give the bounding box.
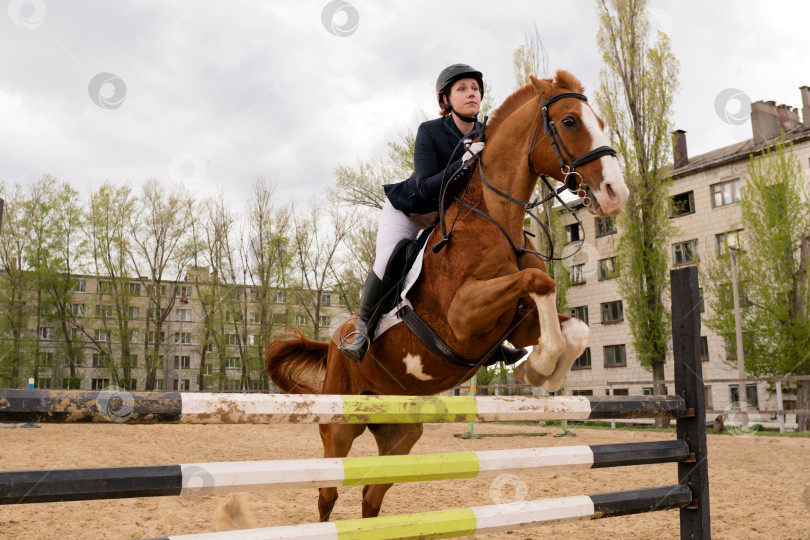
[529,75,553,96]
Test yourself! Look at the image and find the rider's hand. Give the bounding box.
[462,141,485,167]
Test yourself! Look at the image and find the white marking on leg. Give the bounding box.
[543,318,590,392]
[403,354,433,381]
[527,292,565,377]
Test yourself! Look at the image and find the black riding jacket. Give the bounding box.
[383,115,482,216]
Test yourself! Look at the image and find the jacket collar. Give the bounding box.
[443,113,481,140]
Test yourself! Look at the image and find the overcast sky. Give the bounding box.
[2,0,810,210]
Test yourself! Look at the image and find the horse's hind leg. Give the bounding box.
[362,422,424,518]
[318,423,366,521]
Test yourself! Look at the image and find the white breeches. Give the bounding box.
[373,200,439,278]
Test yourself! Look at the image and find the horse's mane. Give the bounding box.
[485,70,585,137]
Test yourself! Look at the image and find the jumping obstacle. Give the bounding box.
[0,440,688,504]
[0,268,710,539]
[0,389,685,424]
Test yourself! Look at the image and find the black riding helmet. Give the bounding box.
[436,63,484,122]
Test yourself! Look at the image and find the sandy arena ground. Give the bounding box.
[1,421,809,539]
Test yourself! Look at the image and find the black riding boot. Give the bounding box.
[499,344,528,365]
[340,271,383,363]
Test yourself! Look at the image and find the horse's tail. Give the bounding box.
[266,330,328,394]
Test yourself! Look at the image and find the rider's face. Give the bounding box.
[445,78,481,119]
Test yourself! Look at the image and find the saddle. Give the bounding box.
[367,225,517,369]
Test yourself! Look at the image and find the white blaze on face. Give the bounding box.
[403,353,433,381]
[578,102,628,215]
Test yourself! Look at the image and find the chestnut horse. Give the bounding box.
[266,70,628,521]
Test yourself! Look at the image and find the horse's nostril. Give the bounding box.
[606,182,617,201]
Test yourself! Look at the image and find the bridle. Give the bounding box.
[434,91,618,267]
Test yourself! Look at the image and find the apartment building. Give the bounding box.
[24,268,351,392]
[561,86,810,418]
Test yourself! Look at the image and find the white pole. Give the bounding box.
[729,248,747,415]
[609,385,616,429]
[776,381,785,434]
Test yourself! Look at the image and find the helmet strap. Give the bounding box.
[450,106,478,124]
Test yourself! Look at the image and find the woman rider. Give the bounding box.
[340,64,526,366]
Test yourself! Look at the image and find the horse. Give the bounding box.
[266,70,629,522]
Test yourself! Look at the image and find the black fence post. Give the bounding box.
[671,267,711,539]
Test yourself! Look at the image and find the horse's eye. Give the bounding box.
[561,115,577,128]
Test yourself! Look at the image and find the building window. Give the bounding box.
[226,311,242,323]
[564,223,582,244]
[148,331,165,343]
[39,327,54,340]
[604,344,627,367]
[569,264,586,285]
[129,330,139,343]
[595,216,616,237]
[745,384,759,407]
[601,300,624,324]
[174,332,192,344]
[125,354,138,367]
[226,333,239,346]
[176,309,192,322]
[69,279,86,292]
[154,379,164,391]
[173,379,191,391]
[127,306,139,319]
[120,378,137,391]
[91,378,110,390]
[69,303,85,316]
[275,290,286,303]
[642,388,653,396]
[711,178,741,208]
[39,352,54,366]
[572,348,591,370]
[94,329,110,342]
[670,191,695,217]
[597,257,620,280]
[176,285,193,298]
[572,389,593,396]
[704,386,713,410]
[98,281,113,294]
[95,305,113,318]
[319,315,331,328]
[204,342,213,353]
[607,388,629,396]
[673,239,699,265]
[227,356,240,369]
[129,282,141,295]
[225,379,241,391]
[294,314,308,326]
[700,336,709,361]
[715,230,743,257]
[321,294,331,306]
[249,312,258,324]
[35,378,52,389]
[568,305,589,325]
[92,353,110,367]
[174,355,191,369]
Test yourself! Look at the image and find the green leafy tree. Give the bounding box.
[595,0,680,421]
[704,138,810,430]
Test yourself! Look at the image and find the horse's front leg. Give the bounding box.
[447,268,565,375]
